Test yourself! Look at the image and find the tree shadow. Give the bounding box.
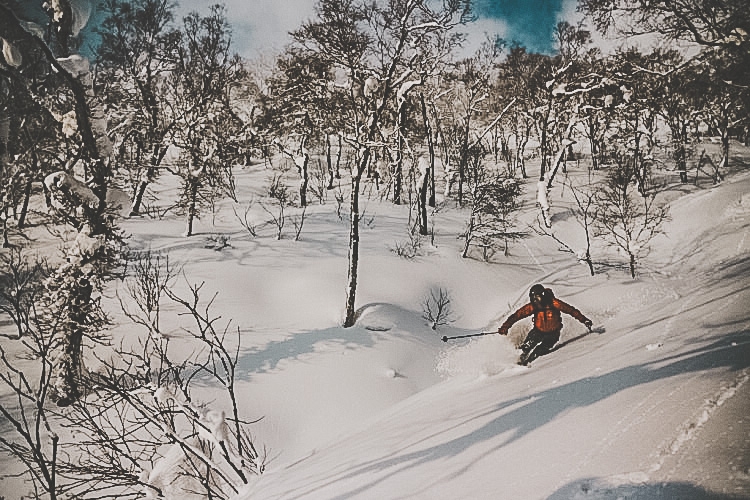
[313,336,749,499]
[229,303,447,378]
[547,477,747,500]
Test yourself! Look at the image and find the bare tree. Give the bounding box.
[0,252,266,499]
[274,137,311,207]
[169,5,245,237]
[651,50,703,184]
[694,51,748,175]
[118,249,177,338]
[97,0,180,216]
[0,248,46,339]
[607,49,662,197]
[461,162,525,260]
[496,45,547,179]
[439,37,504,206]
[233,200,259,237]
[535,178,597,276]
[594,154,669,278]
[580,0,750,50]
[260,173,294,240]
[422,287,455,330]
[289,0,472,327]
[0,330,60,499]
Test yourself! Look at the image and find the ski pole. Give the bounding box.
[441,332,495,342]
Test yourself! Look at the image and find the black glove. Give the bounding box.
[584,319,593,331]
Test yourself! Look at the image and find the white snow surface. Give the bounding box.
[4,158,750,499]
[131,166,750,499]
[231,168,749,500]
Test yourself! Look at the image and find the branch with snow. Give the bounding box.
[537,181,552,228]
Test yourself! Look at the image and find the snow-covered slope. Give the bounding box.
[230,171,750,499]
[7,157,743,499]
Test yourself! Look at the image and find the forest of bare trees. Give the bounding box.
[0,0,748,497]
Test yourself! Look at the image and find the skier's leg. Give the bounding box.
[519,329,544,365]
[520,328,543,354]
[519,330,560,365]
[536,331,560,356]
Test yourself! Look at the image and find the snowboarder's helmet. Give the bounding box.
[529,284,545,300]
[542,287,555,306]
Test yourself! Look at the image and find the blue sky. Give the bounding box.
[473,0,567,53]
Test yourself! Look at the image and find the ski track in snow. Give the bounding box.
[562,365,711,489]
[650,368,750,473]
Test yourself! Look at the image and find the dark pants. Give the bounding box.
[519,328,560,365]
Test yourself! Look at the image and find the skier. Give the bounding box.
[498,284,593,365]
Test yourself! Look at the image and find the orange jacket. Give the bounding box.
[500,298,590,334]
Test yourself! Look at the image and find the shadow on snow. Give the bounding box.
[292,335,749,500]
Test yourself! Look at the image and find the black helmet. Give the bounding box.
[529,284,545,299]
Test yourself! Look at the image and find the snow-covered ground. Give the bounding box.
[230,165,750,500]
[2,149,749,499]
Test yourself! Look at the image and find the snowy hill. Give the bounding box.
[3,157,748,499]
[228,170,750,499]
[102,159,749,499]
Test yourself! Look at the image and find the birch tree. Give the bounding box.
[289,0,471,327]
[439,37,504,205]
[97,0,180,216]
[594,154,669,278]
[169,5,245,237]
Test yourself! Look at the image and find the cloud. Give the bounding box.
[175,0,585,60]
[177,0,316,58]
[459,16,512,55]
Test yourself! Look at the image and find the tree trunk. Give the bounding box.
[52,274,92,406]
[299,153,309,207]
[131,177,149,216]
[546,109,579,190]
[457,120,470,206]
[326,134,334,189]
[1,212,8,248]
[588,121,600,171]
[721,126,730,173]
[335,135,342,179]
[629,252,636,279]
[461,219,473,258]
[343,158,366,328]
[132,143,169,215]
[185,177,199,237]
[418,159,429,236]
[419,93,436,207]
[676,143,688,183]
[539,95,553,182]
[517,129,529,179]
[394,105,405,205]
[17,178,32,229]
